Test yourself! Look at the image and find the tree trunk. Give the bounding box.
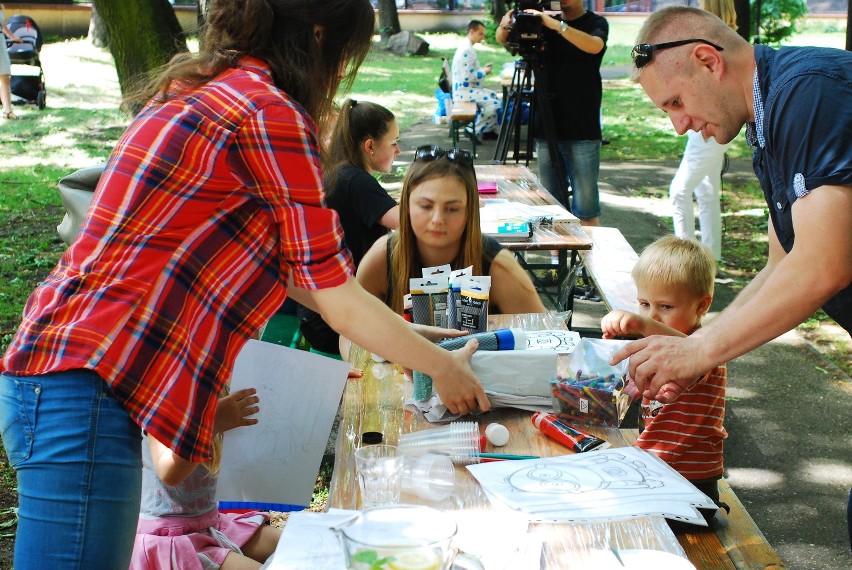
[492,0,509,24]
[88,5,109,48]
[377,0,400,40]
[91,0,188,98]
[735,0,750,42]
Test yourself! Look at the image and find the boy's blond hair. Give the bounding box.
[632,235,716,300]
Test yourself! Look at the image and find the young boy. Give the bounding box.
[601,235,728,524]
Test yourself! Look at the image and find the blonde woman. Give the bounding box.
[357,146,546,316]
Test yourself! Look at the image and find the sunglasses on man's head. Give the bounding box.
[414,145,474,167]
[631,38,724,69]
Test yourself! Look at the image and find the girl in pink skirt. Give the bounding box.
[130,387,281,569]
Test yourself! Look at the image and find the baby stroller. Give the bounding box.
[5,14,46,110]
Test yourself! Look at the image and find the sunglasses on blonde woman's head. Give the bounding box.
[631,39,724,69]
[414,145,474,168]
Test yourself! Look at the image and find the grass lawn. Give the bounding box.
[0,16,848,560]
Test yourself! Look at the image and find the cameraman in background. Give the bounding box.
[496,0,608,226]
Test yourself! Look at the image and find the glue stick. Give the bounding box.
[412,329,526,401]
[531,412,608,453]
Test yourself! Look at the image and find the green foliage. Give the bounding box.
[750,0,808,45]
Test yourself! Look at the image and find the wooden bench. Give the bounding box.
[447,99,478,157]
[578,225,639,314]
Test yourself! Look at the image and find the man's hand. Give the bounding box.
[214,387,260,433]
[610,335,709,403]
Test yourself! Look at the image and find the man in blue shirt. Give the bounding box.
[611,4,851,548]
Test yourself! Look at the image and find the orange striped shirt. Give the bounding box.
[636,365,727,480]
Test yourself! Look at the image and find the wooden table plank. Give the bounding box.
[578,225,639,313]
[329,313,784,569]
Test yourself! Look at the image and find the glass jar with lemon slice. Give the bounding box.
[336,505,482,570]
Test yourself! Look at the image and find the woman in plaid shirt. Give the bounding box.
[0,1,489,568]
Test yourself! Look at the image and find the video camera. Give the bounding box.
[506,0,561,57]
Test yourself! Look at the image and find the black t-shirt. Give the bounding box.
[326,164,397,267]
[296,164,397,352]
[532,11,608,141]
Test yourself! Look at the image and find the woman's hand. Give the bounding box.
[428,337,490,416]
[213,388,260,433]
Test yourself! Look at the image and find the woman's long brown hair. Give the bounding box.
[389,157,482,314]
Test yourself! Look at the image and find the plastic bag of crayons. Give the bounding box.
[550,338,631,427]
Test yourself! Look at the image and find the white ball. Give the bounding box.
[485,423,510,447]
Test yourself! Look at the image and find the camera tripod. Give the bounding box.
[492,54,570,208]
[492,53,601,309]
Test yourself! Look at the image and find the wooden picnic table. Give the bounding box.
[328,312,785,569]
[474,164,591,313]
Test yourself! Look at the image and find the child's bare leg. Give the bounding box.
[240,524,283,563]
[220,552,262,570]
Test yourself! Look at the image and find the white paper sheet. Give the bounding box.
[479,200,579,223]
[216,340,350,511]
[466,447,716,525]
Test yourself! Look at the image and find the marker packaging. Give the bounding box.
[446,266,473,330]
[531,411,609,453]
[409,276,449,328]
[458,277,491,334]
[422,264,452,279]
[411,328,526,401]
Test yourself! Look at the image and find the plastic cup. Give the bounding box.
[354,444,403,508]
[397,422,480,465]
[401,453,456,502]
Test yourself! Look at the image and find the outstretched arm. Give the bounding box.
[289,278,490,416]
[612,185,852,402]
[601,310,686,339]
[147,436,198,486]
[213,388,260,434]
[525,10,605,54]
[150,388,260,485]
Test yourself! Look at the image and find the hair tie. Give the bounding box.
[350,99,358,108]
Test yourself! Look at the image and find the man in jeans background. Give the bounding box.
[496,0,608,226]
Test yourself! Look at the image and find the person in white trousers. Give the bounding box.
[668,0,738,261]
[669,130,730,260]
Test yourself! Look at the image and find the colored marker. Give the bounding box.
[476,452,540,460]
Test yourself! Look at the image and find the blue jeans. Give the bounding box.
[0,370,142,569]
[536,139,601,221]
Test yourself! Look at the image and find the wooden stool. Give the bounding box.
[448,100,478,157]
